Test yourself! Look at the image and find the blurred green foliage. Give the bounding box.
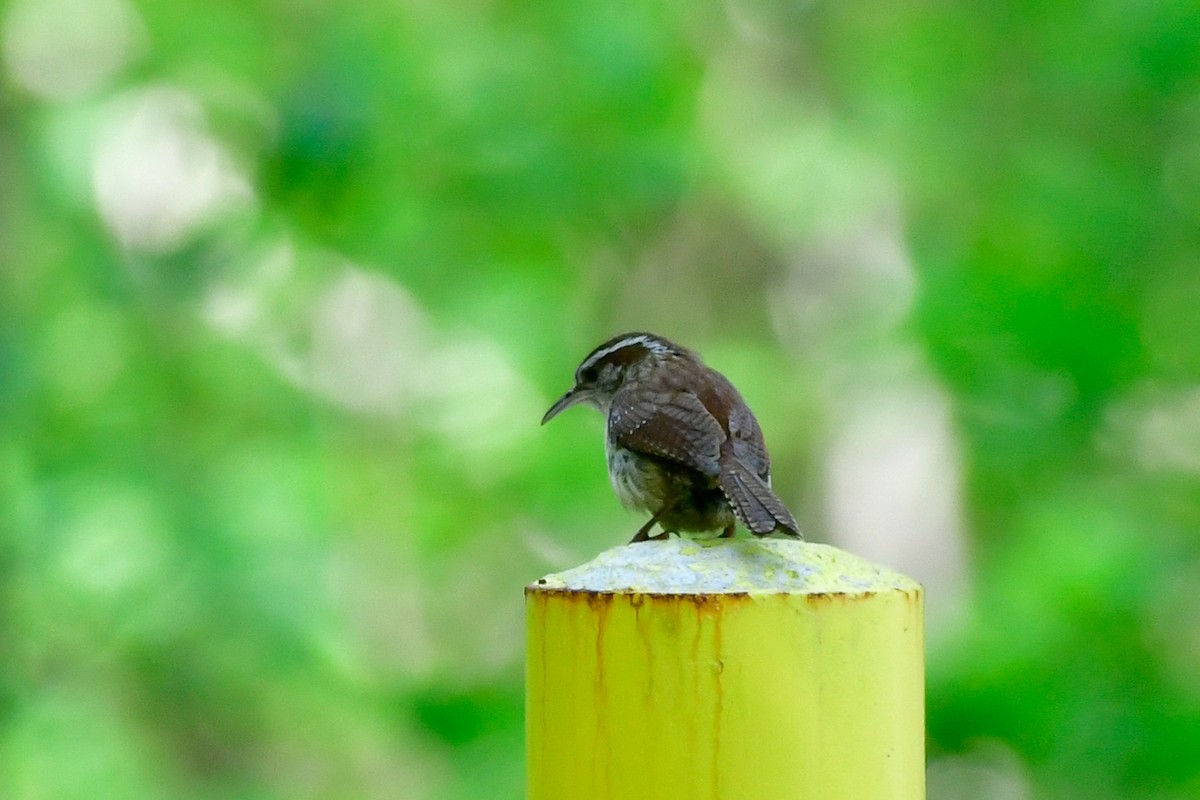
[2,0,1199,798]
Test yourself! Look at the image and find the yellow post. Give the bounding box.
[526,538,924,800]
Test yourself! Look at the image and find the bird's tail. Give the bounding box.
[718,457,801,537]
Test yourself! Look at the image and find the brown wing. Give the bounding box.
[608,384,724,477]
[697,371,797,536]
[703,371,771,483]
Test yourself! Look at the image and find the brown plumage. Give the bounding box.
[542,332,800,543]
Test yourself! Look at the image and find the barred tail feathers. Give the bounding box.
[718,457,801,537]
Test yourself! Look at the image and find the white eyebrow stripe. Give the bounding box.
[581,334,669,370]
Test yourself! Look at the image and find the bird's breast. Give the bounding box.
[605,440,656,511]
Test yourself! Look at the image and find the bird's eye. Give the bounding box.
[579,366,599,384]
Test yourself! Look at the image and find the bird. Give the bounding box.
[542,332,800,543]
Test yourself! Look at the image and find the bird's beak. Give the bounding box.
[542,387,584,425]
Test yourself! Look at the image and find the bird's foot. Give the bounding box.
[629,506,674,543]
[630,524,672,543]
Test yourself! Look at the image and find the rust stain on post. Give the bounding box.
[527,540,925,800]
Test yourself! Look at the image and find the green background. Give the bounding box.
[3,0,1199,797]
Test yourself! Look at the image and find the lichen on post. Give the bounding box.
[525,538,924,800]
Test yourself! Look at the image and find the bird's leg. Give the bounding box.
[629,502,674,543]
[630,511,664,543]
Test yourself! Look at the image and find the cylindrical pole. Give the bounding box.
[526,538,924,800]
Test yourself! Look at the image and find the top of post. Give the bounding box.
[529,538,919,596]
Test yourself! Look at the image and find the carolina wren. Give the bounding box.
[542,332,800,543]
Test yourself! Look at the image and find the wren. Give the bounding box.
[542,332,800,543]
